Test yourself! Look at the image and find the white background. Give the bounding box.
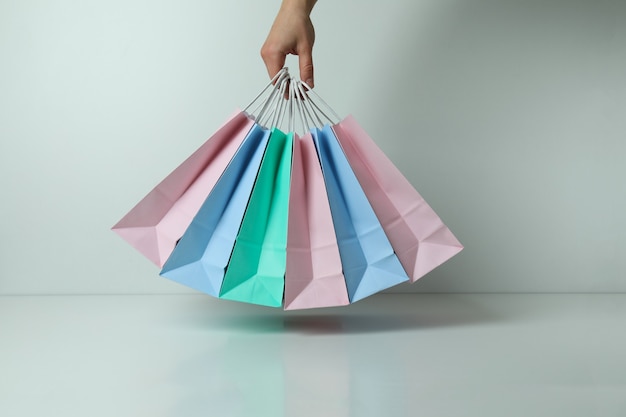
[1,0,625,295]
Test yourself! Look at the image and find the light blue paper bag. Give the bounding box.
[160,123,271,296]
[312,125,409,302]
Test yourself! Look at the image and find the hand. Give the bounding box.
[261,0,317,87]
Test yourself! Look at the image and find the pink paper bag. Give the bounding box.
[284,134,349,310]
[112,111,255,267]
[332,117,463,282]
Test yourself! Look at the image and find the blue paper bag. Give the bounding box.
[160,124,271,296]
[312,125,409,302]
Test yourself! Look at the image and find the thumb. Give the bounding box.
[298,50,314,88]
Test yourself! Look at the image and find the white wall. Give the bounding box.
[1,0,625,295]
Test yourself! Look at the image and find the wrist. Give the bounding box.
[280,0,316,16]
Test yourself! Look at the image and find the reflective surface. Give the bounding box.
[1,294,625,416]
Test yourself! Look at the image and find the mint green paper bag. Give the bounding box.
[219,128,293,307]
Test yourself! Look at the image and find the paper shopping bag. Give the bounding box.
[159,124,271,296]
[313,125,409,303]
[112,111,255,267]
[332,117,463,281]
[219,128,294,307]
[284,133,349,310]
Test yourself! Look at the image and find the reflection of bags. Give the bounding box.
[159,124,271,296]
[112,112,255,267]
[332,118,463,282]
[219,128,294,307]
[313,125,409,303]
[284,133,349,310]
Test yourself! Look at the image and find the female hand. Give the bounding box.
[261,0,317,87]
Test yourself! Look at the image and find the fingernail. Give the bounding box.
[306,78,314,88]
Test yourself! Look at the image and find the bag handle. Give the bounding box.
[243,68,343,133]
[293,79,310,134]
[256,73,290,128]
[245,68,290,129]
[244,68,288,115]
[295,80,325,129]
[300,80,341,125]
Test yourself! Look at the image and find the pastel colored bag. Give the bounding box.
[312,125,409,302]
[112,112,254,267]
[332,119,463,282]
[219,128,293,307]
[159,123,271,296]
[284,132,349,310]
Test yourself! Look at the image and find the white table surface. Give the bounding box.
[1,293,624,417]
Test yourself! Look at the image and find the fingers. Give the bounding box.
[262,47,314,88]
[298,49,314,88]
[261,46,287,80]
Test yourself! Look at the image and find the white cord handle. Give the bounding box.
[243,68,288,114]
[243,67,343,134]
[300,80,341,125]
